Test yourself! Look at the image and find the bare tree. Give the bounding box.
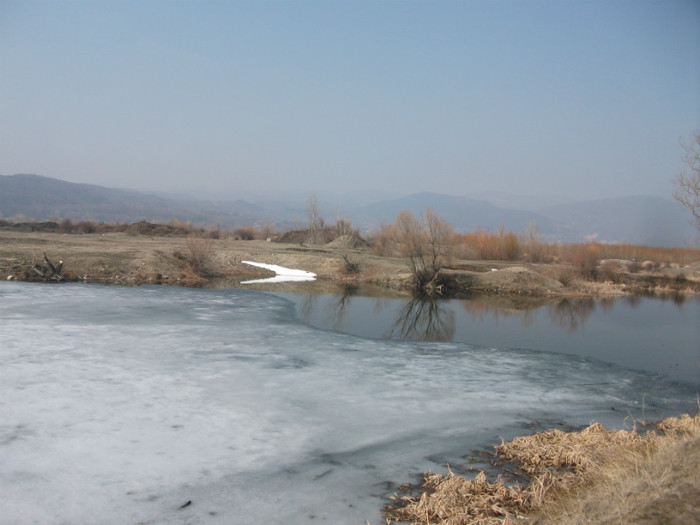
[394,209,456,294]
[673,131,700,232]
[306,193,323,243]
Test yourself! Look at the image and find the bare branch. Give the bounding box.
[673,131,700,231]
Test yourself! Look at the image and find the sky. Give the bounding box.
[1,0,699,202]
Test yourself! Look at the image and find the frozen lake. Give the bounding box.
[1,282,698,524]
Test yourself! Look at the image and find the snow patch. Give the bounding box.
[240,261,316,284]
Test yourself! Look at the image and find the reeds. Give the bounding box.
[385,412,700,524]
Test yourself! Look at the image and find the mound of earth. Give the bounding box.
[472,266,565,296]
[680,261,700,280]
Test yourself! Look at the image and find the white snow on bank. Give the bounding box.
[240,261,316,284]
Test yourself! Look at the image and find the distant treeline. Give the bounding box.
[0,218,216,237]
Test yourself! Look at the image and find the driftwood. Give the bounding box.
[31,253,64,282]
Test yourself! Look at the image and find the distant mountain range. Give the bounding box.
[1,173,697,247]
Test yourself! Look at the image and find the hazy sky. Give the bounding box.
[1,0,699,201]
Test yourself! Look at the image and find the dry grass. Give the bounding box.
[529,414,700,525]
[386,470,532,525]
[496,421,649,476]
[595,243,700,266]
[457,230,521,261]
[385,412,700,525]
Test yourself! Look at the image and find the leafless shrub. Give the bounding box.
[597,260,623,283]
[371,223,398,256]
[75,220,97,234]
[334,217,354,237]
[501,231,521,260]
[59,219,75,233]
[305,193,324,244]
[173,237,217,278]
[342,253,361,274]
[562,244,600,280]
[206,225,221,239]
[522,223,546,262]
[394,209,456,294]
[542,265,578,287]
[233,226,258,240]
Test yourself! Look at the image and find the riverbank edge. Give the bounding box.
[384,412,700,524]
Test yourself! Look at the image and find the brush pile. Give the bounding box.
[385,412,700,524]
[27,253,65,282]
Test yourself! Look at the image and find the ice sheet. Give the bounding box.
[1,282,696,524]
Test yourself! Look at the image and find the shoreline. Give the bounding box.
[384,412,700,524]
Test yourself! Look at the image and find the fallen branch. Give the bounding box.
[30,253,64,282]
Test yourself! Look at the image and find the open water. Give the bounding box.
[1,282,698,524]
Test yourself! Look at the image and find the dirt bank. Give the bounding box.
[1,230,698,297]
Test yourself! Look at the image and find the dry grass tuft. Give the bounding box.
[385,413,700,525]
[495,421,650,475]
[655,412,700,437]
[387,470,530,525]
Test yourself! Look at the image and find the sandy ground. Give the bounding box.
[0,231,413,290]
[1,230,698,297]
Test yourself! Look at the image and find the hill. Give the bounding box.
[1,174,696,246]
[353,192,561,234]
[0,174,269,228]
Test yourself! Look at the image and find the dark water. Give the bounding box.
[278,291,700,386]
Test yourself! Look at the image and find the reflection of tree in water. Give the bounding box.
[326,285,359,330]
[547,298,596,332]
[299,294,316,324]
[599,296,616,311]
[460,298,540,329]
[299,286,360,330]
[656,291,687,306]
[624,295,642,309]
[389,297,455,342]
[671,292,687,306]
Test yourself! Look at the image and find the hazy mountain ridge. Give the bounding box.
[0,174,273,228]
[540,196,697,246]
[353,192,562,234]
[1,174,696,246]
